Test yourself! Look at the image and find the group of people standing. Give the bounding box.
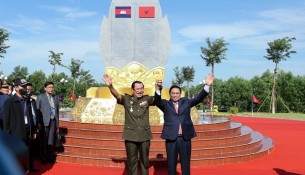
[103,73,214,175]
[0,73,213,175]
[0,79,60,173]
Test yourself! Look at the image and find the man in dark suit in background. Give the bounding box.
[155,74,214,175]
[36,81,59,164]
[3,79,39,172]
[0,80,10,129]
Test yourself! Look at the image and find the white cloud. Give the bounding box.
[6,15,48,33]
[176,8,305,51]
[41,5,98,21]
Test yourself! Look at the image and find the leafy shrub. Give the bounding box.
[230,107,239,114]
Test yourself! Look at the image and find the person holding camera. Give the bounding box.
[3,79,39,173]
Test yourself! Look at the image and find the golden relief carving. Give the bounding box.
[70,97,91,122]
[70,62,200,125]
[105,62,165,89]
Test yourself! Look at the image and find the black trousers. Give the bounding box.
[166,137,191,175]
[24,129,35,170]
[40,119,56,162]
[0,119,3,129]
[125,140,150,175]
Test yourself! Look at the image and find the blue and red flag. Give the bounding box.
[115,6,131,18]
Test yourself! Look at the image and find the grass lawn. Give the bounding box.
[211,112,305,120]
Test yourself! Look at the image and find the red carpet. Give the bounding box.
[30,116,305,175]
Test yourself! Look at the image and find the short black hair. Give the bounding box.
[44,81,54,88]
[131,81,144,89]
[26,83,33,87]
[169,85,181,94]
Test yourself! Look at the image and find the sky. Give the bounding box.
[1,0,305,87]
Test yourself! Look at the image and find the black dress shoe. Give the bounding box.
[29,167,39,172]
[41,157,47,164]
[47,157,56,163]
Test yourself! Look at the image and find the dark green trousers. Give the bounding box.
[125,140,150,175]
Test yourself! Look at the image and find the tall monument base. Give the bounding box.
[57,114,274,167]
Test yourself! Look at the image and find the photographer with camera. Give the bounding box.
[3,79,39,173]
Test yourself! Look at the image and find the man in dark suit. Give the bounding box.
[103,74,156,175]
[155,74,214,175]
[36,81,59,164]
[0,80,10,129]
[3,79,39,172]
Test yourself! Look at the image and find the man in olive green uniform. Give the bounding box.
[103,74,156,175]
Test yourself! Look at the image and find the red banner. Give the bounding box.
[139,6,155,18]
[70,90,76,102]
[252,95,260,104]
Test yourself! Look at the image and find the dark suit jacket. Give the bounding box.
[3,95,36,140]
[36,93,59,127]
[155,88,208,141]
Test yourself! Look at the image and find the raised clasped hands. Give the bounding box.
[155,79,163,90]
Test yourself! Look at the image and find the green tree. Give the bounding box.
[69,58,83,93]
[212,79,227,111]
[48,51,63,81]
[0,28,10,60]
[250,70,273,112]
[264,37,296,114]
[225,77,251,112]
[7,66,29,83]
[172,66,184,87]
[276,71,302,113]
[76,70,95,97]
[27,70,47,95]
[201,37,229,111]
[182,66,195,98]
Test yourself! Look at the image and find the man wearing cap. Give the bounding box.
[36,81,59,164]
[3,79,39,172]
[0,80,10,129]
[0,81,10,95]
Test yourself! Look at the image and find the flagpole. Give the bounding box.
[251,90,254,117]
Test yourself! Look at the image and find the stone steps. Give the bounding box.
[56,116,274,167]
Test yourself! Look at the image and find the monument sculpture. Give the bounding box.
[58,0,274,168]
[70,0,201,125]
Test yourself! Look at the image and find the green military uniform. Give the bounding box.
[119,94,154,175]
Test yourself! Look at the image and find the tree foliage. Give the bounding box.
[171,66,195,98]
[28,70,47,95]
[189,69,305,114]
[200,37,229,70]
[7,66,29,82]
[200,37,229,110]
[264,37,296,114]
[0,28,10,59]
[182,66,195,98]
[172,66,184,87]
[48,51,64,81]
[264,37,296,64]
